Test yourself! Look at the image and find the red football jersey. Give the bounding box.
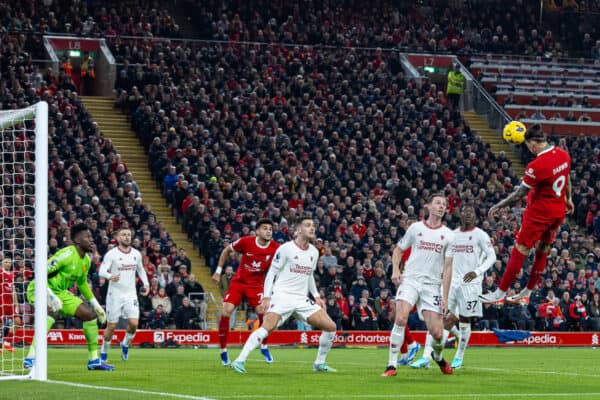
[231,236,280,286]
[0,270,15,308]
[523,146,571,217]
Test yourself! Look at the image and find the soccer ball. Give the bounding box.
[502,121,526,144]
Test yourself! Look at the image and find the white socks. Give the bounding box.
[101,340,111,354]
[123,332,135,346]
[314,331,335,365]
[236,327,269,362]
[388,324,405,367]
[455,322,471,359]
[428,329,449,362]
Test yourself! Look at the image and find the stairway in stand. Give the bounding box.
[462,111,525,177]
[81,96,241,329]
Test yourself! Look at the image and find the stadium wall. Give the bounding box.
[26,329,600,347]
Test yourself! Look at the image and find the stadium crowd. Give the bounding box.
[182,0,600,58]
[0,0,599,333]
[0,26,206,330]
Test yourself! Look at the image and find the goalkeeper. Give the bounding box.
[24,223,114,371]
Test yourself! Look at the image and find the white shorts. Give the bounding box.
[268,293,322,324]
[106,295,140,323]
[448,283,482,318]
[396,279,442,316]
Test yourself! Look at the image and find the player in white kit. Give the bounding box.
[382,193,454,376]
[99,227,149,362]
[445,204,496,369]
[231,216,338,374]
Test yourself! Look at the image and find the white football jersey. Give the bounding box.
[447,227,496,287]
[99,246,149,299]
[263,241,320,298]
[398,221,454,284]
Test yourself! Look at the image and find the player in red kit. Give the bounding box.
[481,124,573,305]
[211,218,280,366]
[0,258,19,353]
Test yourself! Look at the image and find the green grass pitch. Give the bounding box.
[2,346,599,400]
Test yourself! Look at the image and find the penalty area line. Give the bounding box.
[47,380,217,400]
[217,394,600,399]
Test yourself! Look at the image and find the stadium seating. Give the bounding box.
[2,0,600,330]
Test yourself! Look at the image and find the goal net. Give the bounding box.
[0,102,48,381]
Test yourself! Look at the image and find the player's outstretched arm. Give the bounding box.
[212,245,234,284]
[489,184,530,217]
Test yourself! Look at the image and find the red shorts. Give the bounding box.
[517,209,564,249]
[0,304,15,319]
[223,281,263,308]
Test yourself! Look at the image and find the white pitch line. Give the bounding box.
[47,380,218,400]
[470,366,600,379]
[216,394,600,399]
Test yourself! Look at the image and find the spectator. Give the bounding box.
[151,287,172,317]
[568,295,590,331]
[373,289,393,330]
[538,297,566,331]
[446,63,465,110]
[350,276,370,300]
[171,284,186,311]
[335,291,351,330]
[175,297,201,329]
[138,286,153,329]
[587,292,600,330]
[326,295,343,330]
[148,304,168,330]
[353,297,377,330]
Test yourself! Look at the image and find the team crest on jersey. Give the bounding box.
[418,233,423,237]
[441,235,444,240]
[275,252,281,261]
[266,255,271,261]
[294,255,299,260]
[469,236,472,240]
[251,261,261,270]
[310,256,313,262]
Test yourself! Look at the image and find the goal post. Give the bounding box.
[0,101,48,381]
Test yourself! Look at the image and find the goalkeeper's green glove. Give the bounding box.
[47,288,62,312]
[90,298,106,324]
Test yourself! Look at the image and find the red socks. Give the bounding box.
[499,247,527,292]
[218,316,230,349]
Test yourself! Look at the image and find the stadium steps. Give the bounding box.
[462,111,525,177]
[80,96,247,330]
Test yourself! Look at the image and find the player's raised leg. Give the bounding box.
[100,293,120,362]
[100,320,117,362]
[231,311,281,374]
[422,310,452,375]
[383,298,413,376]
[74,302,114,371]
[257,312,273,363]
[398,325,420,366]
[306,305,337,372]
[451,319,472,369]
[217,297,238,366]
